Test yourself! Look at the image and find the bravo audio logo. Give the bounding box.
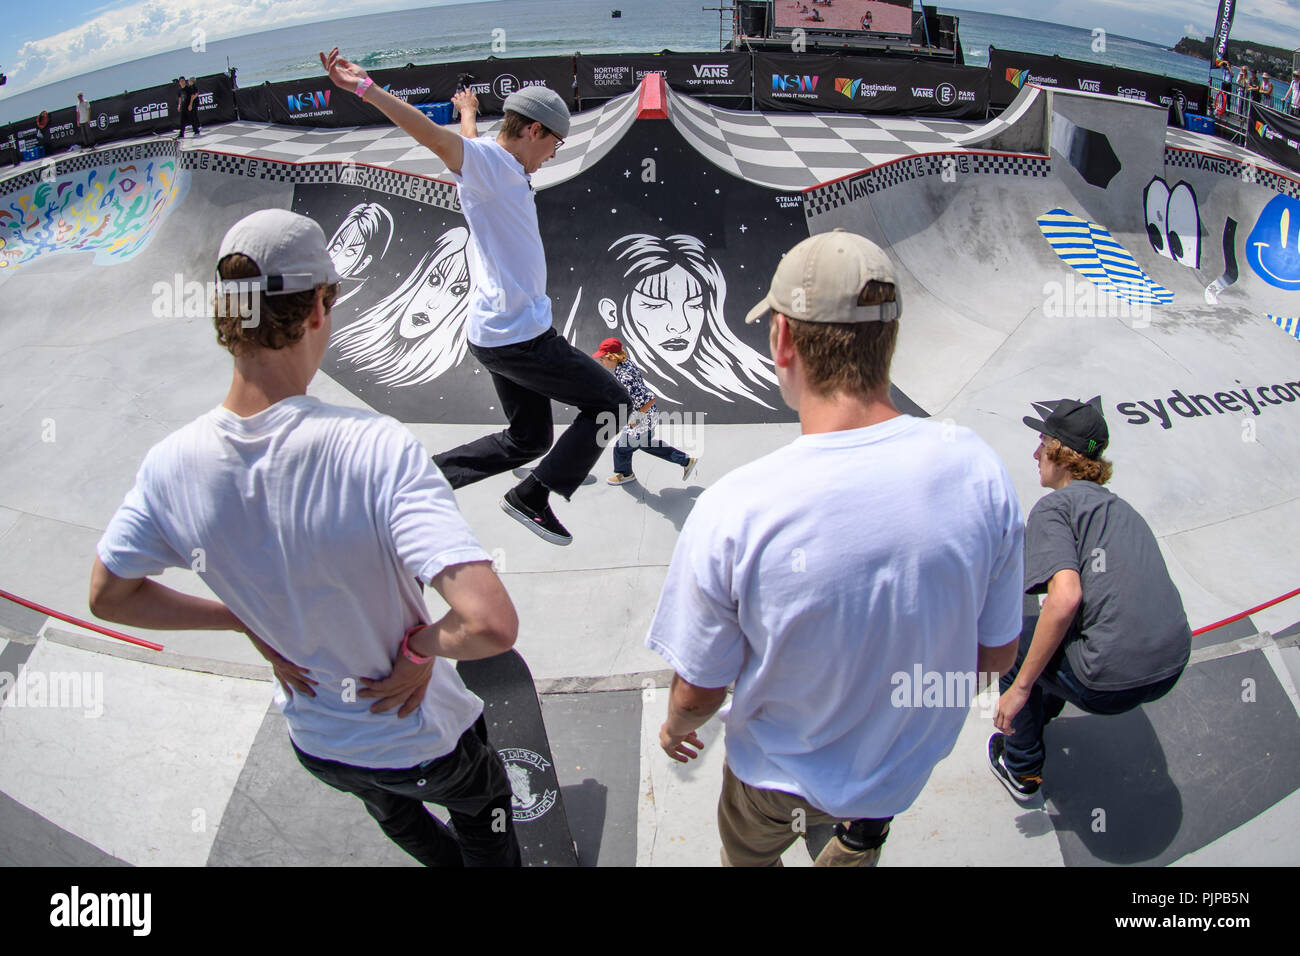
[287,90,331,114]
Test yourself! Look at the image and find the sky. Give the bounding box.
[2,0,1298,97]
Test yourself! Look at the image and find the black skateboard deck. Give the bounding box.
[458,650,579,866]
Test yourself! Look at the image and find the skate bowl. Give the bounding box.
[0,76,1297,867]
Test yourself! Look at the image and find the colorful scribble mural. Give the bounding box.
[0,158,188,275]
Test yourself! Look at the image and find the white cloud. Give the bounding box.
[7,0,442,93]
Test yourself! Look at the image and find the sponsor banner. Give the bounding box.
[989,48,1207,115]
[260,57,574,127]
[1,123,20,165]
[576,52,751,98]
[755,54,988,118]
[72,72,237,144]
[1248,102,1300,173]
[1212,0,1236,63]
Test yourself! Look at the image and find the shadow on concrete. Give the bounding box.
[617,483,704,532]
[562,777,609,867]
[1043,710,1183,865]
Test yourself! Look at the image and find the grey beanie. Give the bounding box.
[502,86,570,139]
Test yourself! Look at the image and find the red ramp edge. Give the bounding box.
[637,72,669,119]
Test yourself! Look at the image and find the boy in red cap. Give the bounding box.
[593,337,698,486]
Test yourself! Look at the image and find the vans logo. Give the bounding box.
[912,87,935,98]
[693,64,729,78]
[1078,79,1102,93]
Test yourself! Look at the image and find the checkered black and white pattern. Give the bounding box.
[804,152,1051,217]
[666,86,985,190]
[1165,145,1300,200]
[186,88,641,192]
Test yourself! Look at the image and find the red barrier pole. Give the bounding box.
[0,588,165,651]
[1192,587,1300,637]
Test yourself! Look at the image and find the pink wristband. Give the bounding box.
[355,77,374,99]
[401,623,432,665]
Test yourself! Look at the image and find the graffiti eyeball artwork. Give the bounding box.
[1246,194,1300,291]
[332,225,473,388]
[1144,176,1201,269]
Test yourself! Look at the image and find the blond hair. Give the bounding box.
[1043,436,1113,485]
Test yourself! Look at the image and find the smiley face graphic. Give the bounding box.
[1246,195,1300,291]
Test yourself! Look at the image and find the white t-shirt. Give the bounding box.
[454,136,552,348]
[646,415,1025,819]
[97,396,490,768]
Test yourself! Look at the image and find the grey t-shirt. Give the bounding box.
[1025,481,1190,691]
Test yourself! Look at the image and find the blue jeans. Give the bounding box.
[292,715,521,867]
[998,629,1182,777]
[612,423,690,475]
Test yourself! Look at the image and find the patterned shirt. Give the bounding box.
[611,358,657,438]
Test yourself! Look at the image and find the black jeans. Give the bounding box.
[179,109,200,135]
[292,715,521,867]
[998,629,1182,777]
[434,328,631,499]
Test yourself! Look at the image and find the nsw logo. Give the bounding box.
[772,74,819,93]
[287,90,330,113]
[835,77,862,99]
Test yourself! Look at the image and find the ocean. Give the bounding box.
[0,1,1221,126]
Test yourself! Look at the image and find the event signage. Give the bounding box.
[1248,102,1300,173]
[755,54,988,118]
[1212,0,1237,62]
[989,48,1207,115]
[577,53,751,99]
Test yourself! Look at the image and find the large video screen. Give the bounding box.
[773,0,914,36]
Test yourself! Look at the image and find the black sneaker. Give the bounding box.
[501,489,572,546]
[988,733,1042,802]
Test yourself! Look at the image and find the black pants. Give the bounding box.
[434,328,630,499]
[179,109,200,135]
[292,715,521,867]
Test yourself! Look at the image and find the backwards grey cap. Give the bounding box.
[216,209,340,295]
[502,86,571,139]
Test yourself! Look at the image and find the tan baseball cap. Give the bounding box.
[745,228,900,324]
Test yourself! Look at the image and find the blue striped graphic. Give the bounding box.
[1038,209,1175,307]
[1268,315,1300,341]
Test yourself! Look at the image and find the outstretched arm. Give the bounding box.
[320,46,466,175]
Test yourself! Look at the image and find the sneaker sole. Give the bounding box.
[500,497,572,546]
[683,460,698,481]
[987,735,1039,803]
[607,475,637,485]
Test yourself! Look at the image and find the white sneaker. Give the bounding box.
[682,457,699,481]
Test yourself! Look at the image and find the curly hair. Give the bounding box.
[1042,436,1113,485]
[213,253,336,357]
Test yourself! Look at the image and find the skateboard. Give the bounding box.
[457,650,579,866]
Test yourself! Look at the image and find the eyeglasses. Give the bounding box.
[539,125,564,148]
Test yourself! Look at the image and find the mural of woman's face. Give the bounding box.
[623,265,706,367]
[328,228,371,280]
[398,248,471,339]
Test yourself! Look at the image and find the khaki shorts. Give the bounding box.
[717,762,890,867]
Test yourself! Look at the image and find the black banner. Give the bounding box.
[755,54,988,118]
[258,56,575,128]
[989,48,1208,116]
[577,52,751,99]
[1248,102,1300,172]
[1,123,19,166]
[74,72,236,144]
[1213,0,1236,62]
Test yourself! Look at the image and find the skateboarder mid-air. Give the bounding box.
[320,47,631,547]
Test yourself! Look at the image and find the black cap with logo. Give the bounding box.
[1023,397,1109,459]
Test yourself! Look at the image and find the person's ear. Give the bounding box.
[598,298,618,330]
[770,312,795,368]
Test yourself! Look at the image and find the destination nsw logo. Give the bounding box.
[835,77,862,99]
[1007,68,1030,89]
[772,74,819,94]
[287,90,331,114]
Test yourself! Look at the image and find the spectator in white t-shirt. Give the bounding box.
[75,92,92,150]
[645,230,1025,867]
[90,209,522,867]
[1287,73,1300,116]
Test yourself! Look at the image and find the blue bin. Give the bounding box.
[416,102,454,125]
[20,142,44,162]
[1184,113,1215,135]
